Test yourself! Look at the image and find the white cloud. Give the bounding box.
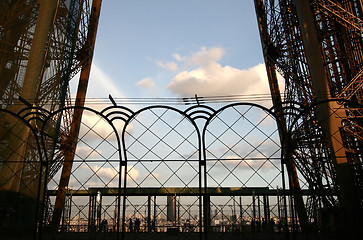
[88,164,118,181]
[219,154,281,172]
[157,61,178,71]
[136,77,155,89]
[77,110,121,142]
[75,145,103,159]
[187,46,224,67]
[136,77,160,96]
[173,53,185,61]
[77,164,139,183]
[167,47,273,105]
[126,166,140,182]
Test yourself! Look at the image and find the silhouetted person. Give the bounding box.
[256,220,261,232]
[135,218,140,232]
[151,219,155,232]
[251,219,256,232]
[262,218,267,232]
[101,219,108,232]
[270,218,275,232]
[128,218,133,232]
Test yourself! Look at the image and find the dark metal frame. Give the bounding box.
[2,99,361,240]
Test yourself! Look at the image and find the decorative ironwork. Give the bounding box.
[1,99,360,239]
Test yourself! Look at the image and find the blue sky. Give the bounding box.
[70,0,272,105]
[60,1,288,193]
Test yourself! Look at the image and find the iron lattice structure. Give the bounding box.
[1,0,363,239]
[0,0,95,234]
[0,100,341,239]
[0,100,360,240]
[255,0,363,233]
[0,0,92,194]
[0,0,91,109]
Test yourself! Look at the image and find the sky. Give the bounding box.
[59,1,288,196]
[70,0,272,106]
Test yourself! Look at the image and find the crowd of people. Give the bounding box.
[128,218,142,232]
[101,217,280,233]
[127,218,157,232]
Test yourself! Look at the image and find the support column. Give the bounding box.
[254,0,310,231]
[148,195,151,232]
[263,195,270,230]
[50,0,102,230]
[154,195,157,231]
[21,0,58,103]
[252,191,256,231]
[0,0,58,193]
[203,195,210,234]
[293,0,362,236]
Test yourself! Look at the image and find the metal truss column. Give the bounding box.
[147,195,151,232]
[252,191,256,231]
[293,0,363,236]
[88,194,96,232]
[50,0,102,231]
[263,195,270,230]
[0,0,59,194]
[21,0,58,103]
[154,196,157,230]
[254,0,310,231]
[203,195,211,235]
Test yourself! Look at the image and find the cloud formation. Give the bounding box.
[166,47,271,100]
[67,164,140,189]
[157,61,178,71]
[136,77,155,89]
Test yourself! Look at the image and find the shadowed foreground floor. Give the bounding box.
[2,231,346,240]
